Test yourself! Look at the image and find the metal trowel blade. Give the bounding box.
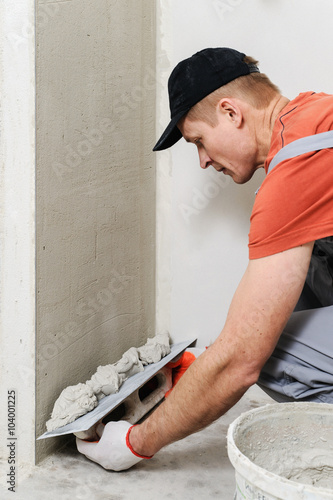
[38,338,196,440]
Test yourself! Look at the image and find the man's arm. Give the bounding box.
[130,241,314,457]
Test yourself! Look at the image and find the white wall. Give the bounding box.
[156,0,333,347]
[0,0,36,468]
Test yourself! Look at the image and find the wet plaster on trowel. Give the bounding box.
[46,332,170,431]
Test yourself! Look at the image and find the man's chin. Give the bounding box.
[232,172,255,184]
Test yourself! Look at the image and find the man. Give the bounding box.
[77,48,333,471]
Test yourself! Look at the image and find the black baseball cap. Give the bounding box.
[153,47,259,151]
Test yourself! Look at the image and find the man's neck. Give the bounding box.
[255,95,290,167]
[269,95,290,133]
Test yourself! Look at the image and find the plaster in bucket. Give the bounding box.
[227,403,333,499]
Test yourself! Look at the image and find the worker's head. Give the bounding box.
[154,47,279,151]
[153,48,281,183]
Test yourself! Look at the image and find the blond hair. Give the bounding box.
[185,56,280,126]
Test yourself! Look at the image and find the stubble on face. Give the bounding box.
[178,116,260,184]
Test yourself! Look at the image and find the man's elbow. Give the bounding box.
[207,341,264,395]
[229,359,262,393]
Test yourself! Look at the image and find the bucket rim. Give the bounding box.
[227,402,333,499]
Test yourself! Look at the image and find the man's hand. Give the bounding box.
[76,421,153,471]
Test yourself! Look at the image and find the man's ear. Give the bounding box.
[217,99,243,127]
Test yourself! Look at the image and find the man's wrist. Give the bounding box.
[127,424,155,459]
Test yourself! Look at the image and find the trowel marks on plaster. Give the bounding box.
[46,332,171,431]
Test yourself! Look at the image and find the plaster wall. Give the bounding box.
[156,0,333,347]
[36,0,156,461]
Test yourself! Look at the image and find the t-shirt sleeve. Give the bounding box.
[248,148,333,259]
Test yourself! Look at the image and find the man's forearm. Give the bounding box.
[129,343,251,457]
[129,244,314,458]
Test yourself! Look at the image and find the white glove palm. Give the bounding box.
[76,421,151,471]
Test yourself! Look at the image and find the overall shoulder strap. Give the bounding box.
[267,130,333,174]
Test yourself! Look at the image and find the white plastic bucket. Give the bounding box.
[227,403,333,499]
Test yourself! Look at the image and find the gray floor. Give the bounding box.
[0,386,272,500]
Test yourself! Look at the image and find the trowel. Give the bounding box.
[38,338,196,441]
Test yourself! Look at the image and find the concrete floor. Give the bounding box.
[0,386,272,500]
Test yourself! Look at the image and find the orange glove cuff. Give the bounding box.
[126,425,154,460]
[165,351,196,397]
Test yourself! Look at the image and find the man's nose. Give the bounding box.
[198,149,212,169]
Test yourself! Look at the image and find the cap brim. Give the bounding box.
[153,110,186,151]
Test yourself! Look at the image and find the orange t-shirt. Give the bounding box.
[248,92,333,260]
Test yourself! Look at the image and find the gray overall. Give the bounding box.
[257,131,333,403]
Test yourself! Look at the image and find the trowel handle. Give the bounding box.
[74,422,100,441]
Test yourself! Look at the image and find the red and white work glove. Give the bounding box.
[76,348,204,471]
[76,421,152,471]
